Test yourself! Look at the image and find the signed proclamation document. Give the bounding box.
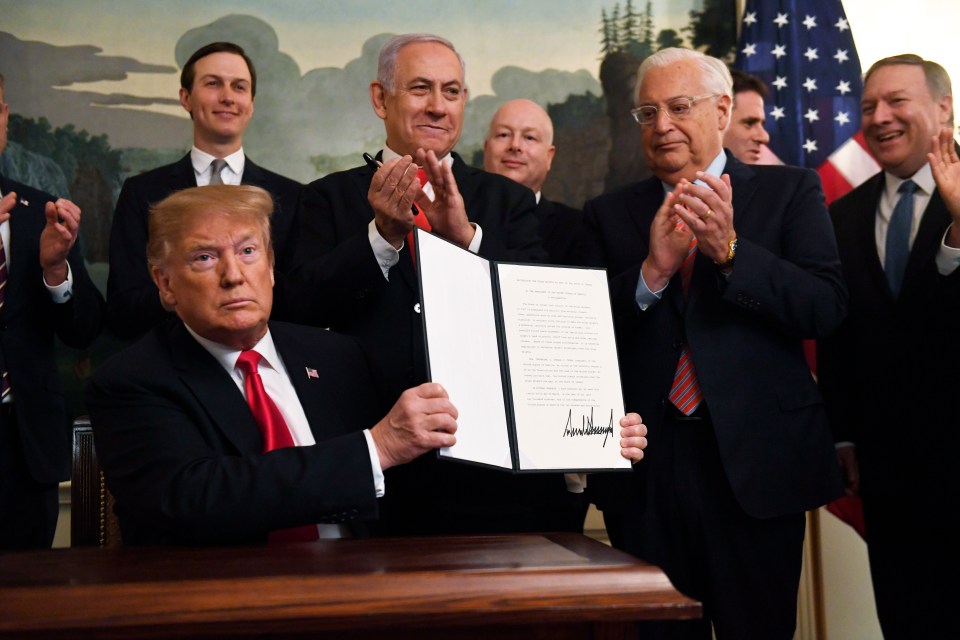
[416,229,630,473]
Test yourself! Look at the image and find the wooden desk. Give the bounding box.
[0,533,699,639]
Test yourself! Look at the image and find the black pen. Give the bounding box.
[362,152,380,171]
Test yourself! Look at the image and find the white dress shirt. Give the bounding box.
[186,325,385,537]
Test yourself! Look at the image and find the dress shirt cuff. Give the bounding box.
[835,441,855,449]
[368,219,400,280]
[43,261,74,304]
[564,472,587,493]
[634,269,665,311]
[363,429,385,498]
[466,223,482,254]
[936,225,960,276]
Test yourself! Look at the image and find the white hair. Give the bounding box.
[635,47,733,105]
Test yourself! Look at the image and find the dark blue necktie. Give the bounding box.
[885,179,917,298]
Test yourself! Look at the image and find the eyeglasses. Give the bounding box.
[630,94,719,125]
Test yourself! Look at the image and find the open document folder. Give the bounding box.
[415,228,631,474]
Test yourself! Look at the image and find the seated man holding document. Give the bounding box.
[87,185,648,545]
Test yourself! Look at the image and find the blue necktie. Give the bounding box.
[885,179,917,298]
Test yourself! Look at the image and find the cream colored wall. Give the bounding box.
[819,507,882,639]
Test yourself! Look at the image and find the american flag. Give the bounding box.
[305,367,319,379]
[736,0,870,539]
[734,0,879,203]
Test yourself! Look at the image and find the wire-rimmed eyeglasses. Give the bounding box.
[630,94,719,125]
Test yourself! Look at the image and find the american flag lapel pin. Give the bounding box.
[305,367,319,379]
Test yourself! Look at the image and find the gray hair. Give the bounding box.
[376,34,465,93]
[635,47,733,106]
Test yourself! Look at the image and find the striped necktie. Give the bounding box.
[667,235,703,415]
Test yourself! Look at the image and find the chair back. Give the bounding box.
[71,417,121,547]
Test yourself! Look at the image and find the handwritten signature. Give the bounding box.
[562,408,614,447]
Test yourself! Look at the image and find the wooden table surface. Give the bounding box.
[0,533,700,639]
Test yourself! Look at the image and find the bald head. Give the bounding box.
[483,99,556,193]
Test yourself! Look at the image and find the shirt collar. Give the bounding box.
[883,162,934,200]
[190,146,246,176]
[381,145,453,168]
[184,324,281,376]
[661,150,727,194]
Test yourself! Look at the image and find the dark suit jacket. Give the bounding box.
[287,153,587,536]
[85,320,387,545]
[581,152,846,519]
[0,175,105,483]
[106,154,302,338]
[536,197,584,265]
[288,152,545,400]
[819,171,960,504]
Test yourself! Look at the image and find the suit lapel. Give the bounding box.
[853,175,896,301]
[167,322,263,454]
[4,181,42,307]
[168,154,198,191]
[272,325,328,441]
[903,188,952,293]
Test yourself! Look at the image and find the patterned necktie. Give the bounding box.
[667,235,703,415]
[235,350,319,542]
[208,158,228,186]
[885,179,917,298]
[407,168,432,266]
[0,236,9,400]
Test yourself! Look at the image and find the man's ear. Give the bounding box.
[716,94,732,132]
[152,265,177,311]
[370,81,388,120]
[179,88,193,119]
[937,93,953,128]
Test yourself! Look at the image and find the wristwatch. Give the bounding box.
[715,237,738,269]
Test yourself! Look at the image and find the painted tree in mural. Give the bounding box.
[685,0,737,60]
[7,114,121,263]
[596,0,736,190]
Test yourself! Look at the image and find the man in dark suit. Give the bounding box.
[287,34,587,537]
[107,42,301,339]
[0,72,105,549]
[580,48,846,639]
[482,97,587,531]
[87,185,461,546]
[818,54,958,640]
[483,98,583,265]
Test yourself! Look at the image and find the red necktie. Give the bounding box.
[406,168,432,266]
[667,236,704,415]
[235,350,319,542]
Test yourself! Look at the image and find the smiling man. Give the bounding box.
[107,42,302,340]
[88,185,462,545]
[817,54,958,640]
[483,99,583,265]
[285,34,602,538]
[581,48,846,639]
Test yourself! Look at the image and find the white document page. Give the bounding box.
[416,230,513,469]
[496,264,630,471]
